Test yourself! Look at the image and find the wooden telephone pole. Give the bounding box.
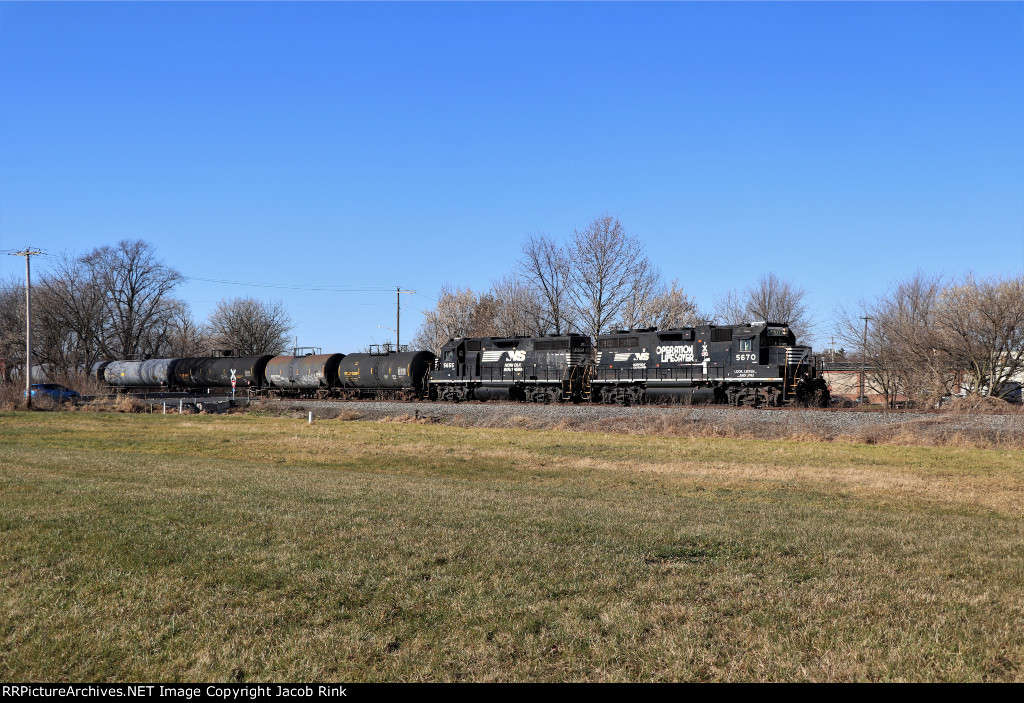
[396,287,415,351]
[8,248,44,408]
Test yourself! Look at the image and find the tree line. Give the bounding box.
[412,214,815,354]
[3,228,1020,405]
[836,273,1024,406]
[413,215,1023,404]
[0,239,294,381]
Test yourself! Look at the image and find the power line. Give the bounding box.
[185,276,396,293]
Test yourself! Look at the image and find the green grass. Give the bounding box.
[1,412,1022,681]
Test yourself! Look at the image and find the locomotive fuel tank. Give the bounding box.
[104,359,180,387]
[265,354,344,389]
[174,355,274,389]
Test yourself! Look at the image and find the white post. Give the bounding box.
[308,411,313,425]
[163,402,166,415]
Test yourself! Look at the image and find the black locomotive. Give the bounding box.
[591,322,829,406]
[429,334,592,403]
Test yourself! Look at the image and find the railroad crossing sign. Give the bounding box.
[230,368,237,390]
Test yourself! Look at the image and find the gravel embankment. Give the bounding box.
[257,398,1022,442]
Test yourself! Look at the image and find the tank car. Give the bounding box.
[264,353,344,397]
[429,334,592,403]
[337,348,434,400]
[104,359,181,389]
[174,355,274,390]
[592,322,829,406]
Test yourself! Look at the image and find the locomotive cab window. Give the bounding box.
[739,338,753,352]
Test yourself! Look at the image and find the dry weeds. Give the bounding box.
[1,412,1022,681]
[1,413,1022,681]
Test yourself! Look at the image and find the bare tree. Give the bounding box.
[81,240,185,358]
[206,297,293,355]
[836,273,957,408]
[565,215,654,339]
[0,275,26,381]
[164,301,210,357]
[618,279,704,330]
[34,252,106,372]
[836,304,906,408]
[937,274,1024,397]
[469,292,502,339]
[712,289,747,326]
[410,285,480,355]
[889,274,958,405]
[489,275,545,337]
[516,232,572,334]
[412,278,553,353]
[715,273,815,341]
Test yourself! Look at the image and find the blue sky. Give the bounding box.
[1,1,1022,352]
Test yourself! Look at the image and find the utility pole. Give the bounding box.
[859,316,872,405]
[8,248,44,408]
[396,287,415,351]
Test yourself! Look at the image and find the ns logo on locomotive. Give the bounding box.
[91,321,829,408]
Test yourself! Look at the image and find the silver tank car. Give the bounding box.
[265,353,344,390]
[104,359,180,387]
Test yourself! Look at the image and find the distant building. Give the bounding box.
[954,351,1024,400]
[820,362,904,405]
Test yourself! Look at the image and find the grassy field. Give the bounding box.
[1,412,1022,681]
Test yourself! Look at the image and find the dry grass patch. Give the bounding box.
[1,413,1022,681]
